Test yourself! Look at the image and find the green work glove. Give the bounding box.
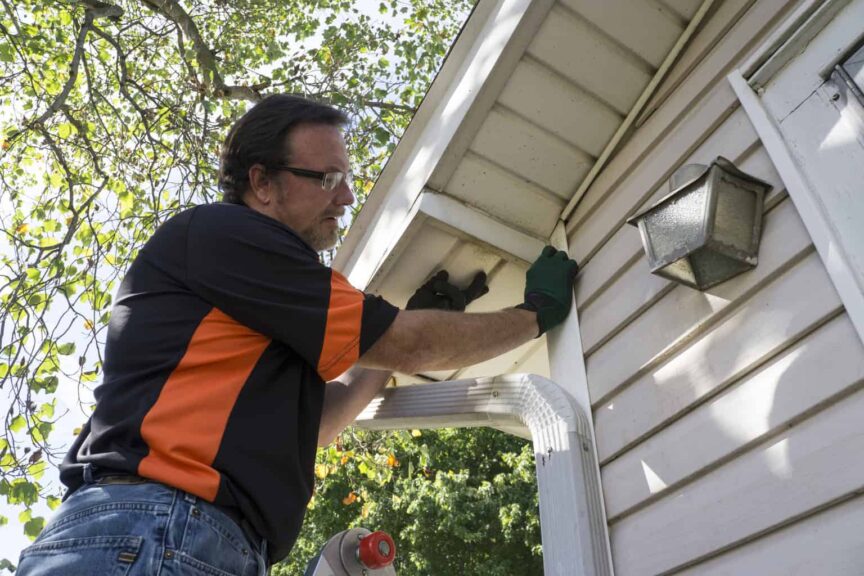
[406,270,489,311]
[516,246,579,336]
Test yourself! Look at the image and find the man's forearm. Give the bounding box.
[318,307,537,445]
[358,307,539,374]
[318,367,392,446]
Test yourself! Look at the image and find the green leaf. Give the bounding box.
[24,516,45,540]
[9,415,25,433]
[57,122,75,139]
[57,342,75,355]
[119,192,133,218]
[29,460,47,480]
[37,401,55,419]
[33,375,59,393]
[8,480,39,506]
[31,422,53,444]
[0,450,12,471]
[47,496,61,511]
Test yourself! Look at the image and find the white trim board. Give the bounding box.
[729,68,864,346]
[546,220,616,574]
[363,190,545,294]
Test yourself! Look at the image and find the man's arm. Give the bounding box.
[319,367,392,446]
[317,246,577,446]
[317,307,537,446]
[357,307,538,374]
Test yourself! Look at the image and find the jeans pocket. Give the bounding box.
[40,500,172,541]
[17,535,142,576]
[177,505,256,576]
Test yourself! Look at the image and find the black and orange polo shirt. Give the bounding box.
[59,203,399,563]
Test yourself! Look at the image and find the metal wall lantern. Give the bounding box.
[626,156,772,290]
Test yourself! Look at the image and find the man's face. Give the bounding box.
[269,123,354,251]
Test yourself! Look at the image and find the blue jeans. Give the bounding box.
[16,470,267,576]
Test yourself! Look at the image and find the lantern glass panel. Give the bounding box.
[640,182,709,263]
[711,175,761,257]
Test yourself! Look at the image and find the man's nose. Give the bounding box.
[335,180,354,206]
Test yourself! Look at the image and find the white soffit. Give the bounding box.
[335,0,709,379]
[367,190,550,384]
[334,0,558,288]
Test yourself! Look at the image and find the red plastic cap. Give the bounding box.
[358,531,396,569]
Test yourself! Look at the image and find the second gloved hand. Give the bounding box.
[516,246,579,336]
[406,270,489,311]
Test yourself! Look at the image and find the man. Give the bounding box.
[17,95,578,575]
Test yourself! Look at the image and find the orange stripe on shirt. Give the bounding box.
[317,270,364,381]
[138,308,270,501]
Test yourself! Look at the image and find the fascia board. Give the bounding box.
[417,191,546,264]
[333,0,554,290]
[363,190,546,294]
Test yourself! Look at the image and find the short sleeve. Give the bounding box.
[184,204,398,380]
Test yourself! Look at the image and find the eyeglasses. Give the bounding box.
[268,164,352,191]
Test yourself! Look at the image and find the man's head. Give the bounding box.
[219,95,353,251]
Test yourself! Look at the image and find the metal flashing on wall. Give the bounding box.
[744,0,855,89]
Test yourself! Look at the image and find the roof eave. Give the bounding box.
[334,0,556,289]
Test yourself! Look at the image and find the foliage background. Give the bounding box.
[279,427,542,575]
[0,0,542,573]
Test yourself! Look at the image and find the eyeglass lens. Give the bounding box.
[324,172,351,191]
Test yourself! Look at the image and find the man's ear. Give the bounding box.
[247,164,275,205]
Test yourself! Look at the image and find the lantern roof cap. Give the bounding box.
[626,156,773,227]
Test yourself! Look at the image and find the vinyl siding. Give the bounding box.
[565,0,864,573]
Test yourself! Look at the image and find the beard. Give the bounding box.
[273,188,341,252]
[302,223,339,252]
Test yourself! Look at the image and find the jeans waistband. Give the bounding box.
[81,463,268,564]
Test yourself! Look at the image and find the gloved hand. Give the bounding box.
[516,246,579,336]
[406,270,489,311]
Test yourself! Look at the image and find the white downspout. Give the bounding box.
[546,222,615,573]
[356,374,612,576]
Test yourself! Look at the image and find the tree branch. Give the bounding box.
[364,100,416,114]
[11,2,123,140]
[139,0,267,101]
